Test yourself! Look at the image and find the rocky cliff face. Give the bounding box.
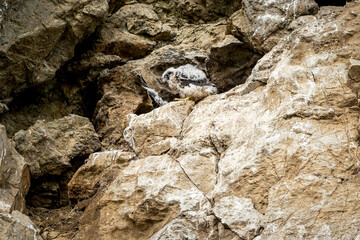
[1,0,360,239]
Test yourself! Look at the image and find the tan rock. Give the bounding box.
[68,150,136,201]
[0,210,43,240]
[75,155,216,240]
[95,3,160,59]
[124,101,194,158]
[213,196,263,239]
[14,115,101,178]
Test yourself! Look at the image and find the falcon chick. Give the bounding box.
[136,75,168,107]
[162,64,218,102]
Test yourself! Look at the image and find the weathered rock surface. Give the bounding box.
[124,101,194,158]
[0,210,43,240]
[1,0,360,239]
[74,1,360,239]
[0,125,29,214]
[0,0,109,100]
[0,124,42,239]
[213,196,263,239]
[95,3,158,60]
[228,0,319,53]
[75,155,217,240]
[14,115,100,179]
[68,150,136,202]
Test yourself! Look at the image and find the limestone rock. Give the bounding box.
[0,210,43,240]
[14,115,101,178]
[124,101,194,158]
[175,2,360,238]
[228,0,319,53]
[68,150,136,201]
[0,124,30,214]
[75,155,216,240]
[206,35,262,92]
[213,196,263,239]
[0,0,109,100]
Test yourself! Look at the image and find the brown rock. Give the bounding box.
[92,62,153,150]
[14,115,101,178]
[95,3,159,59]
[122,4,162,36]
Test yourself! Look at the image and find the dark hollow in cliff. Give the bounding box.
[26,157,86,209]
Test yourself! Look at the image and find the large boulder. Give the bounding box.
[0,210,43,240]
[0,0,109,101]
[124,101,194,158]
[13,114,101,179]
[228,0,319,53]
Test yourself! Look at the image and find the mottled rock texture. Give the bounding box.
[14,115,100,179]
[68,150,136,202]
[0,124,42,239]
[68,1,360,239]
[0,125,29,214]
[124,101,194,158]
[228,0,319,53]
